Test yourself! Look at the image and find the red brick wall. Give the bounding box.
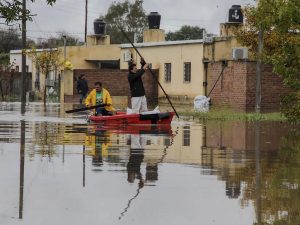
[70,69,158,105]
[208,61,292,112]
[246,63,292,112]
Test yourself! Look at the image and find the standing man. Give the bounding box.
[76,74,89,105]
[128,58,149,114]
[85,82,114,116]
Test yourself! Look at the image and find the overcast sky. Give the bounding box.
[21,0,254,41]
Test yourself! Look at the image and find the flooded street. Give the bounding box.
[0,103,299,225]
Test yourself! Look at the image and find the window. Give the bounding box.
[15,66,19,72]
[183,126,190,146]
[26,65,29,72]
[164,63,171,83]
[184,62,191,82]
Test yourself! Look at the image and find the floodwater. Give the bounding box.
[0,103,299,225]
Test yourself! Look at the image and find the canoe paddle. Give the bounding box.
[65,103,107,113]
[119,27,179,119]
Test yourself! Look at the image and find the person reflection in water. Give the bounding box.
[85,129,111,168]
[127,134,160,186]
[127,134,147,188]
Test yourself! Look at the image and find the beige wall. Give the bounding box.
[59,44,120,70]
[204,36,254,62]
[61,44,120,95]
[121,43,205,98]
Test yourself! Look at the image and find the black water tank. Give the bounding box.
[228,5,243,23]
[148,12,161,29]
[94,19,106,35]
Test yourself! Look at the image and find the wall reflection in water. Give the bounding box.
[1,117,299,225]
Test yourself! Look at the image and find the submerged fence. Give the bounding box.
[0,71,32,101]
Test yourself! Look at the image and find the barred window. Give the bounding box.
[184,62,191,82]
[164,63,171,83]
[183,126,190,146]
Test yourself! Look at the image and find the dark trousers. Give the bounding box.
[96,107,112,116]
[79,93,87,104]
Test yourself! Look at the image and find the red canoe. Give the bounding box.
[88,111,175,125]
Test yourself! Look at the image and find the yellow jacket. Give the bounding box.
[85,88,115,112]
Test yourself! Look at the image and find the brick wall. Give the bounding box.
[208,61,292,112]
[69,69,158,106]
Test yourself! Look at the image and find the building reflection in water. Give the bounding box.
[12,114,298,224]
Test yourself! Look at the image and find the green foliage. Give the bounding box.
[0,0,56,23]
[234,0,300,122]
[0,53,9,67]
[104,0,147,44]
[281,94,300,123]
[34,33,82,48]
[180,108,286,121]
[28,48,64,76]
[0,28,22,52]
[166,25,205,41]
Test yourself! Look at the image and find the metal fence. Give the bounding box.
[0,71,32,101]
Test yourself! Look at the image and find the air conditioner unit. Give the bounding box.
[122,50,132,62]
[232,47,248,60]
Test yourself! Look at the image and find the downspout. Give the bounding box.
[202,36,214,97]
[203,59,209,96]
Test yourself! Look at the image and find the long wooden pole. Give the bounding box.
[119,28,179,118]
[84,0,88,45]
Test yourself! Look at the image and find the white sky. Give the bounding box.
[5,0,254,41]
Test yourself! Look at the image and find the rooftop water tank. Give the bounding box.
[94,18,106,35]
[228,5,243,23]
[148,12,161,29]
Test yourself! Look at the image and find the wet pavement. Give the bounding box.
[0,103,299,225]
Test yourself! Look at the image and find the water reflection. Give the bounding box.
[19,120,25,219]
[1,103,300,225]
[119,129,175,220]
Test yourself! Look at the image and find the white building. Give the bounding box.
[9,50,33,73]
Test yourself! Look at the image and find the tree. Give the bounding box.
[234,0,300,122]
[0,28,22,52]
[35,33,82,49]
[28,48,64,105]
[0,0,56,23]
[103,0,147,44]
[166,25,205,41]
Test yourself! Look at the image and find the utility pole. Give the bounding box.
[21,0,27,114]
[255,27,263,113]
[84,0,88,45]
[60,35,66,104]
